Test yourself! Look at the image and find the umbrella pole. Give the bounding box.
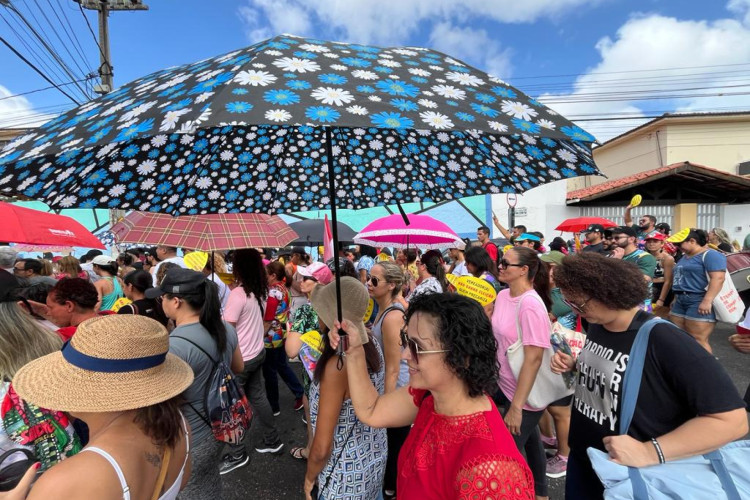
[325,127,346,368]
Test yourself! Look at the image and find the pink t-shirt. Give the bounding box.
[491,289,551,411]
[223,286,265,362]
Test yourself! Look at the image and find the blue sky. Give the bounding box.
[1,0,749,141]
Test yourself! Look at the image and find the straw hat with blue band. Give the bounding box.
[13,315,194,413]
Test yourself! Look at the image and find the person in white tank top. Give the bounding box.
[7,314,195,500]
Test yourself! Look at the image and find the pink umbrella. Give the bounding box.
[110,212,298,252]
[354,213,465,250]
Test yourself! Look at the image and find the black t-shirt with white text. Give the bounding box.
[569,310,744,464]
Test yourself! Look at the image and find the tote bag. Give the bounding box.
[506,293,573,409]
[588,318,750,500]
[702,251,743,324]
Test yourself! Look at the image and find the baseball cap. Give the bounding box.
[655,222,671,233]
[644,232,666,241]
[91,255,116,266]
[585,224,605,234]
[145,268,207,298]
[540,251,565,266]
[611,226,637,238]
[297,262,334,285]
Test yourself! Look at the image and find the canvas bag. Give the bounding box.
[172,336,252,444]
[588,318,750,500]
[506,293,573,409]
[702,251,743,324]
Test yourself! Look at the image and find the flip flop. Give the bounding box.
[290,446,308,460]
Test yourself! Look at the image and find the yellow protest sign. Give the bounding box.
[455,276,497,306]
[363,298,376,323]
[445,273,458,286]
[184,251,209,272]
[630,194,642,207]
[217,272,234,285]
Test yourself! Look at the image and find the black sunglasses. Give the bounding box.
[399,329,448,364]
[499,259,524,269]
[367,275,380,287]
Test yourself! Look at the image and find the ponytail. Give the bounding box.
[422,250,448,292]
[512,247,552,311]
[177,280,227,353]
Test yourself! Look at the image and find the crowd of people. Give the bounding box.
[0,205,748,500]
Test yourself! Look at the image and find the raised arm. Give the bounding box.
[624,203,634,226]
[330,319,418,428]
[492,213,512,240]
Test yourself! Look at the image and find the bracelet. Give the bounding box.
[651,438,666,464]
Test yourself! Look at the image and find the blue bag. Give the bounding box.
[587,318,750,500]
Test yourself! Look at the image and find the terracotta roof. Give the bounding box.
[567,161,750,202]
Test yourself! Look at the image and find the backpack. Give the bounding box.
[172,336,252,444]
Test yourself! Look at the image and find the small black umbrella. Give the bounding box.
[289,219,356,247]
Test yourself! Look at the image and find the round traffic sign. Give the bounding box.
[506,193,517,208]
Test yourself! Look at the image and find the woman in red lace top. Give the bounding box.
[331,293,534,499]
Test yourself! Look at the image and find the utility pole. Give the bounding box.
[75,0,148,95]
[75,1,149,248]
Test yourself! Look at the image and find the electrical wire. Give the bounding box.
[0,35,80,104]
[3,2,90,100]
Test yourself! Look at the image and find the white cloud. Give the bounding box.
[0,85,55,129]
[239,0,602,45]
[238,0,314,43]
[539,8,750,142]
[728,0,750,25]
[428,22,513,78]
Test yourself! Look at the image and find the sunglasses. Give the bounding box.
[561,295,591,314]
[399,329,448,364]
[499,259,524,269]
[367,275,381,287]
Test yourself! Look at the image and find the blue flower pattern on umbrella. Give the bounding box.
[0,34,597,215]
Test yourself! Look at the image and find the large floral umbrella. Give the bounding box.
[0,34,600,344]
[0,34,598,217]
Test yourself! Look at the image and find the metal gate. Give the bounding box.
[579,205,674,228]
[697,204,720,231]
[579,204,721,231]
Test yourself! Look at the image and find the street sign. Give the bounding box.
[506,193,517,208]
[515,207,527,217]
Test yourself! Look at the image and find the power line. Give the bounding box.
[0,77,93,101]
[23,0,91,86]
[0,35,81,104]
[43,0,94,76]
[2,2,90,100]
[0,8,72,90]
[76,2,108,70]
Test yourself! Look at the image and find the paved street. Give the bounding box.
[221,322,750,500]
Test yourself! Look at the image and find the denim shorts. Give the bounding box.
[671,292,716,322]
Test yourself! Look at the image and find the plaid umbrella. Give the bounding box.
[110,212,298,252]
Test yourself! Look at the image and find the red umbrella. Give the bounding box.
[555,217,618,233]
[110,212,298,252]
[0,202,105,249]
